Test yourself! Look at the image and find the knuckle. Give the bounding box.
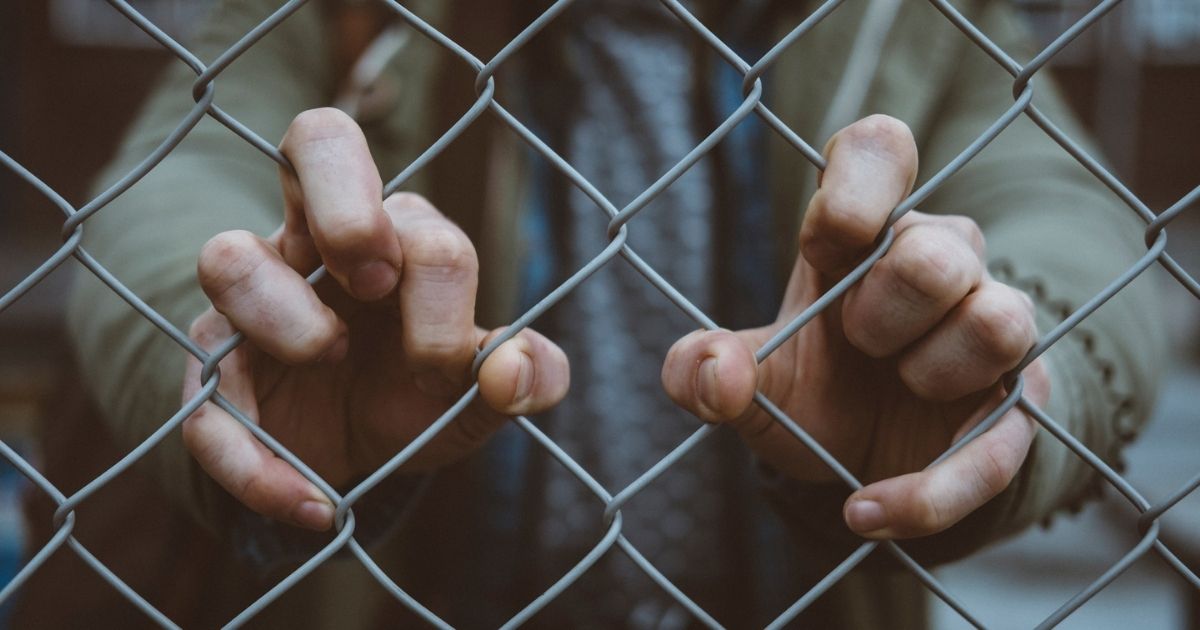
[898,358,937,399]
[910,484,948,534]
[810,188,879,248]
[197,230,265,300]
[946,215,986,254]
[842,307,890,358]
[403,225,478,274]
[973,441,1014,499]
[281,312,341,363]
[286,107,358,145]
[889,231,973,303]
[237,474,275,515]
[967,291,1036,363]
[1016,289,1036,311]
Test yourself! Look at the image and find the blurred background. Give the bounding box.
[0,0,1197,627]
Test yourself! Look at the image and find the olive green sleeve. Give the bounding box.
[66,0,332,531]
[910,0,1166,556]
[763,0,1165,571]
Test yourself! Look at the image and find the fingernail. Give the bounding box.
[293,499,334,531]
[845,499,888,533]
[512,352,534,405]
[697,357,720,417]
[350,261,397,300]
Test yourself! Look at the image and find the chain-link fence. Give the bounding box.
[1,0,1198,628]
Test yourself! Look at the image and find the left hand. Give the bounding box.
[661,115,1050,540]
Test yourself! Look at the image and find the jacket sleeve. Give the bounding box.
[764,0,1166,568]
[918,0,1166,547]
[66,0,333,531]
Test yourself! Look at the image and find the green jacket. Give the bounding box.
[63,0,1163,627]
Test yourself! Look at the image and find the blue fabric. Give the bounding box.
[471,9,789,621]
[716,45,778,326]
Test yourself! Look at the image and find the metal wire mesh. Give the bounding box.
[1,0,1199,628]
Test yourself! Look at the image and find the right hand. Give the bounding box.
[182,108,570,531]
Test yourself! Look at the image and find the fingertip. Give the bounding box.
[843,496,891,537]
[274,310,348,366]
[349,260,399,301]
[664,330,757,423]
[897,357,956,402]
[478,337,531,412]
[702,345,758,422]
[534,337,571,412]
[800,115,919,276]
[478,329,569,415]
[291,498,335,531]
[844,474,945,539]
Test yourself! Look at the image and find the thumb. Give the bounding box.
[477,326,571,416]
[842,399,1037,539]
[661,328,762,425]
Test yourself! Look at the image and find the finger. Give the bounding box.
[841,217,983,357]
[386,193,480,380]
[800,115,919,275]
[183,311,334,531]
[843,361,1050,538]
[898,280,1037,401]
[279,107,402,300]
[843,409,1032,538]
[198,230,348,365]
[477,327,571,416]
[661,329,759,424]
[183,309,259,418]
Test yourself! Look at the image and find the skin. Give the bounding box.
[183,109,1050,540]
[183,108,570,530]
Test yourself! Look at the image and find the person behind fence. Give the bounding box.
[16,0,1164,628]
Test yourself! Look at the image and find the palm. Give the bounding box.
[251,301,496,488]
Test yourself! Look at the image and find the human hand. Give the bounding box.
[182,108,569,531]
[662,115,1049,539]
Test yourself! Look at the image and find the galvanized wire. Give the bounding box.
[0,0,1197,628]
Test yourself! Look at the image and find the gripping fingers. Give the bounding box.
[198,230,348,365]
[183,311,334,531]
[386,193,481,380]
[843,360,1049,538]
[279,108,402,300]
[841,217,983,357]
[477,327,571,416]
[800,115,919,275]
[898,280,1037,401]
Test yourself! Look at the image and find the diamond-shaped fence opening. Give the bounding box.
[1,0,1198,628]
